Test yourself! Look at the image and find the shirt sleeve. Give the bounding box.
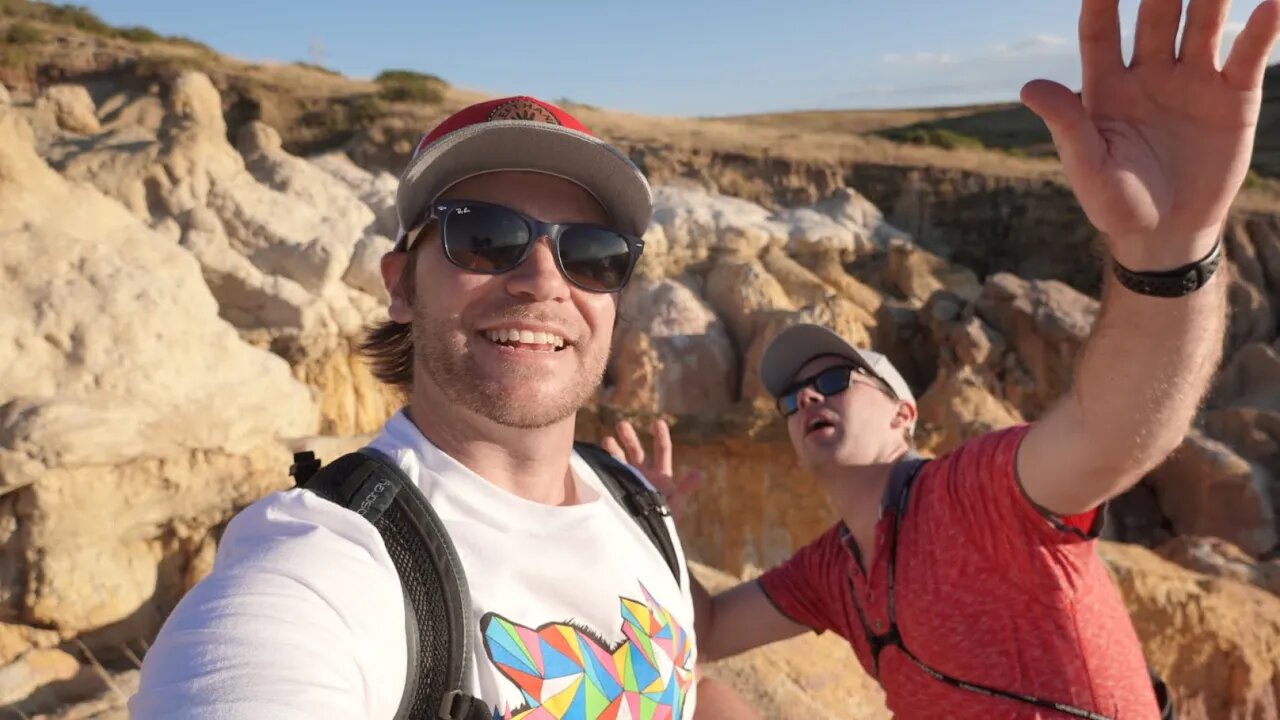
[930,425,1104,593]
[128,490,409,720]
[754,524,847,635]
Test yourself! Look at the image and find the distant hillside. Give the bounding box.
[725,64,1280,180]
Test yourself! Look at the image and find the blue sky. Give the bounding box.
[79,1,1280,116]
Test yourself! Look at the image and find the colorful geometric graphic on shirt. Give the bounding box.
[483,583,694,720]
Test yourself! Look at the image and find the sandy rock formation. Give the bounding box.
[0,648,80,706]
[702,258,795,350]
[1145,431,1278,557]
[344,233,395,302]
[1203,407,1280,479]
[647,185,785,275]
[1103,542,1280,720]
[796,248,883,317]
[915,367,1024,455]
[975,272,1099,417]
[1210,341,1280,412]
[1157,536,1280,597]
[1223,218,1277,356]
[33,84,100,135]
[885,238,982,304]
[52,73,384,343]
[761,245,837,306]
[0,105,317,649]
[309,150,401,239]
[609,278,738,416]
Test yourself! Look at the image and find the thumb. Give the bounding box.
[1020,79,1105,174]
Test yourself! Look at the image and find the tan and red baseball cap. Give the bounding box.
[393,95,652,250]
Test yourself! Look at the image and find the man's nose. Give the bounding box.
[796,386,824,409]
[504,236,569,301]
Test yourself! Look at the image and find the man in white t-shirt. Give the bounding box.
[130,96,753,720]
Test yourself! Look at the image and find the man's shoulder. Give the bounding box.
[918,423,1034,478]
[216,485,397,572]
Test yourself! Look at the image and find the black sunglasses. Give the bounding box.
[406,200,645,293]
[776,365,894,417]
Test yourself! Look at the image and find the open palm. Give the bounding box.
[1022,0,1280,268]
[601,419,704,522]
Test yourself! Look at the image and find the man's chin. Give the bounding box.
[795,436,846,470]
[463,380,592,430]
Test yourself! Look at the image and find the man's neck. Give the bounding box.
[820,446,912,569]
[407,390,580,507]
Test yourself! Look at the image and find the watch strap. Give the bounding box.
[1111,238,1224,298]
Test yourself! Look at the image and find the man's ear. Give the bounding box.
[381,251,413,324]
[892,400,918,432]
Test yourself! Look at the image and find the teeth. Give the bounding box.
[483,328,566,348]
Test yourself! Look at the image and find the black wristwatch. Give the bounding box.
[1111,238,1224,298]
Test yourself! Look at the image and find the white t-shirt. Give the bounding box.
[129,410,698,720]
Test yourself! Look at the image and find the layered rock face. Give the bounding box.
[3,72,1280,718]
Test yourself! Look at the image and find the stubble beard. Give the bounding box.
[410,301,607,429]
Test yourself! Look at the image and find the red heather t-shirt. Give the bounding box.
[757,425,1160,719]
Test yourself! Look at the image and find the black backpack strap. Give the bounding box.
[290,450,486,720]
[574,442,683,584]
[883,455,929,516]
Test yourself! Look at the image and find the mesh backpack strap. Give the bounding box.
[291,449,485,720]
[574,442,682,583]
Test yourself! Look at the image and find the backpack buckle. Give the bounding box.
[289,451,321,487]
[627,489,671,518]
[438,689,484,720]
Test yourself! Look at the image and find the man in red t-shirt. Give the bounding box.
[601,0,1279,717]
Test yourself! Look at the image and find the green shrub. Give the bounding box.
[115,25,161,42]
[884,126,985,151]
[294,61,339,76]
[304,95,385,136]
[0,1,209,49]
[554,97,597,111]
[40,3,113,35]
[166,35,211,51]
[375,69,447,104]
[131,52,212,79]
[5,20,44,43]
[0,43,31,68]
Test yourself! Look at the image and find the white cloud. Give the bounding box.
[856,22,1280,110]
[1013,34,1068,53]
[881,51,958,66]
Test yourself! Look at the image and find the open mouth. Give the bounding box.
[804,414,838,436]
[482,328,569,353]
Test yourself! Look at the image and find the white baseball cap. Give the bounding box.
[759,323,917,431]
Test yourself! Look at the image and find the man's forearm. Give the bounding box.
[690,572,713,656]
[1021,231,1229,514]
[1074,252,1226,466]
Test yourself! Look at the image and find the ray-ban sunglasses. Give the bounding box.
[404,200,646,293]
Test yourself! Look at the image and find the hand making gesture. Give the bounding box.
[602,419,704,522]
[1021,0,1280,269]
